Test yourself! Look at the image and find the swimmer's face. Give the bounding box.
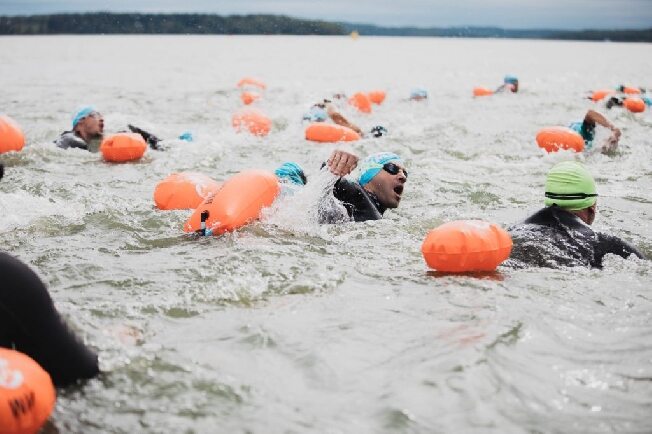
[586,202,597,225]
[77,112,104,138]
[365,162,407,209]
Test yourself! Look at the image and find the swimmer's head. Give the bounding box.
[303,105,328,122]
[72,106,99,129]
[275,162,307,186]
[358,152,403,186]
[504,75,518,85]
[370,125,388,138]
[544,161,597,211]
[72,106,103,139]
[410,88,428,101]
[358,152,407,209]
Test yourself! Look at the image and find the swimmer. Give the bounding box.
[568,109,621,154]
[55,106,163,151]
[0,252,99,387]
[303,100,387,138]
[507,161,645,269]
[55,106,104,151]
[275,161,307,197]
[319,150,407,223]
[607,94,652,109]
[275,162,307,186]
[495,75,519,93]
[409,88,428,101]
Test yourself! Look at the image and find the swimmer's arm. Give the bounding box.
[597,233,647,262]
[326,104,363,136]
[584,110,621,139]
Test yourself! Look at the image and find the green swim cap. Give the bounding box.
[544,161,597,210]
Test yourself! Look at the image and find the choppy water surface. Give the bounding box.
[1,35,651,433]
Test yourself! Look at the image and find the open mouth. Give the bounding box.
[394,184,404,196]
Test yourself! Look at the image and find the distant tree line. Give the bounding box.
[341,23,652,42]
[0,13,650,42]
[0,13,345,35]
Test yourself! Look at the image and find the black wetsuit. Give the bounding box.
[54,125,161,151]
[0,252,99,387]
[319,178,385,223]
[54,131,90,150]
[507,206,645,269]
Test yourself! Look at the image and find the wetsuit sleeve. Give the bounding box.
[54,132,89,150]
[0,253,99,387]
[333,179,383,222]
[595,233,646,266]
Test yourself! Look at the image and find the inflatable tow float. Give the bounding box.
[232,109,272,136]
[305,123,360,143]
[154,172,222,210]
[421,220,512,273]
[0,348,56,434]
[183,170,279,236]
[536,127,585,153]
[100,133,147,162]
[0,115,25,154]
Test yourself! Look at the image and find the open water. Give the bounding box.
[1,35,651,433]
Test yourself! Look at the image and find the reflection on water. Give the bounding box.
[1,35,651,432]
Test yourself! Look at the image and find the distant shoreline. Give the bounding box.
[1,13,651,42]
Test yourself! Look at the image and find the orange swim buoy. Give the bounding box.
[623,97,646,113]
[473,87,494,97]
[348,92,372,113]
[622,86,641,95]
[0,115,25,154]
[183,170,279,236]
[367,90,386,105]
[305,123,360,143]
[590,89,614,102]
[0,348,56,434]
[154,172,222,210]
[237,77,266,90]
[100,133,147,162]
[536,127,585,153]
[421,220,513,272]
[232,109,272,136]
[240,91,261,105]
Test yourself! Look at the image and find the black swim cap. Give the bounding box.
[370,126,388,138]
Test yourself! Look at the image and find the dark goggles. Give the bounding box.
[545,192,597,200]
[383,162,407,179]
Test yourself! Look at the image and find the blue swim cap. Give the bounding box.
[358,152,402,186]
[504,75,518,84]
[72,106,97,129]
[643,95,652,106]
[303,106,328,122]
[275,162,306,186]
[178,131,193,142]
[410,88,428,99]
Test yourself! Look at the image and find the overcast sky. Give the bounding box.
[2,0,651,30]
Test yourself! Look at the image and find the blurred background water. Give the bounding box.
[1,35,651,433]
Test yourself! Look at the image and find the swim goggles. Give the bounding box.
[383,162,408,179]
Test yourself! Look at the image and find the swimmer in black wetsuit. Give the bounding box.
[0,252,99,387]
[507,161,645,269]
[55,106,163,151]
[319,150,407,223]
[303,99,387,138]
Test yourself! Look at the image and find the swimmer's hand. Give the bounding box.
[128,124,163,150]
[327,150,358,177]
[601,134,619,154]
